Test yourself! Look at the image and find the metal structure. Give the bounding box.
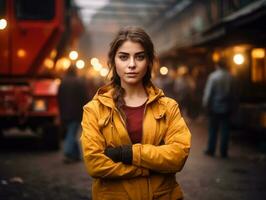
[75,0,183,64]
[0,0,84,149]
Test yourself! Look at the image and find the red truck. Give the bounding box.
[0,0,84,149]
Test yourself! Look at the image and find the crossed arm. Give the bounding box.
[81,101,191,179]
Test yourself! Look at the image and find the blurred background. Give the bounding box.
[0,0,266,199]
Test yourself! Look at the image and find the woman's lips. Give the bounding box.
[126,72,138,77]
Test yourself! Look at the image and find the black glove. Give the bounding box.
[104,145,132,165]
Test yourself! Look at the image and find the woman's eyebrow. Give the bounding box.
[117,51,145,55]
[117,52,129,55]
[135,51,145,55]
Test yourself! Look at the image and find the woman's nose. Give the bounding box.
[128,57,136,69]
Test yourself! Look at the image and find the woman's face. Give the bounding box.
[114,40,148,87]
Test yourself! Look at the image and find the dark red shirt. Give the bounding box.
[122,103,146,144]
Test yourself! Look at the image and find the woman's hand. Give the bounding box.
[104,145,132,165]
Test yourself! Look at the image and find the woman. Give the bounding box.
[81,26,191,200]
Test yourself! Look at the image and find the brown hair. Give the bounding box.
[107,26,156,112]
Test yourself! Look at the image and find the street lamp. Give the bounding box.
[76,59,85,69]
[69,50,78,61]
[233,53,244,65]
[0,19,7,30]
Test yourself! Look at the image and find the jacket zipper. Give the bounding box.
[114,107,133,144]
[141,100,150,144]
[115,107,127,128]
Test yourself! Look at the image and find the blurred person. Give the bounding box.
[174,66,195,115]
[163,67,176,99]
[186,67,206,119]
[202,59,235,158]
[58,65,88,163]
[81,26,191,200]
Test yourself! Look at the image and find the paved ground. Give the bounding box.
[178,116,266,200]
[0,116,266,200]
[0,137,92,200]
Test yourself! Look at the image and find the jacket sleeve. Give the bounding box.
[132,101,191,173]
[81,102,149,179]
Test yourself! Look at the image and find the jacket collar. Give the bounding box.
[93,81,167,119]
[93,83,115,109]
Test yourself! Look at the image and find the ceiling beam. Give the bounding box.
[80,9,159,16]
[76,0,176,4]
[77,2,168,9]
[84,17,140,23]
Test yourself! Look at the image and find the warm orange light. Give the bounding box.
[233,53,245,65]
[43,58,54,69]
[177,65,188,76]
[93,63,102,71]
[76,59,85,69]
[212,52,220,62]
[160,66,168,75]
[50,49,57,59]
[55,57,71,70]
[90,57,99,66]
[100,68,109,77]
[54,78,61,85]
[62,58,71,70]
[17,49,26,58]
[252,48,265,59]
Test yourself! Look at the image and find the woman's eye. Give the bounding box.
[119,55,128,61]
[136,55,145,61]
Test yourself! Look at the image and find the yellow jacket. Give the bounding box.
[81,83,191,200]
